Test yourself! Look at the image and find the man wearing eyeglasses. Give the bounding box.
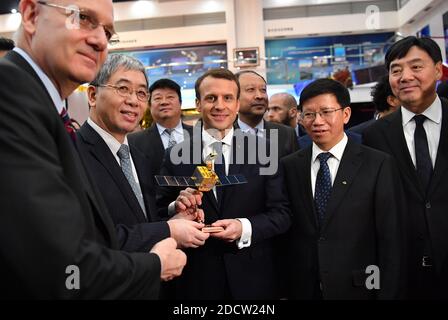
[77,54,209,254]
[281,78,402,299]
[129,78,193,177]
[0,0,186,299]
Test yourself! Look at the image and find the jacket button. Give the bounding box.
[319,237,326,242]
[426,202,431,209]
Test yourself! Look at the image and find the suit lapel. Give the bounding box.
[321,140,362,232]
[220,135,244,210]
[428,99,448,195]
[384,111,425,198]
[130,145,154,221]
[80,123,147,222]
[297,148,319,229]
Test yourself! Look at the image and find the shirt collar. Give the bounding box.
[312,133,348,163]
[401,96,442,126]
[156,120,183,135]
[87,117,128,156]
[202,126,234,149]
[237,118,264,133]
[13,47,65,114]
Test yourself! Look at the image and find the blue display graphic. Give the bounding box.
[265,32,394,85]
[113,44,228,89]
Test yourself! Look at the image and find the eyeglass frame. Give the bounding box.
[36,1,119,45]
[97,84,150,102]
[300,107,345,122]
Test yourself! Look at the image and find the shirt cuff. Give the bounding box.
[236,218,252,249]
[168,201,176,216]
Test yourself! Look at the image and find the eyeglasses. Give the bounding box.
[98,84,150,102]
[301,107,344,122]
[37,1,119,45]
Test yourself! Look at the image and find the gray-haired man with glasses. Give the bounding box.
[77,53,209,259]
[0,0,185,299]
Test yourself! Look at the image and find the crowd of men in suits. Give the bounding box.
[1,0,447,300]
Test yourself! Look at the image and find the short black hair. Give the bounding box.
[0,37,14,51]
[385,36,442,70]
[299,78,350,110]
[149,78,182,103]
[371,75,395,113]
[195,68,240,100]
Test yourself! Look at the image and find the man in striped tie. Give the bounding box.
[76,54,209,258]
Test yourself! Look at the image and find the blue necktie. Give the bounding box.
[414,115,433,192]
[315,152,332,227]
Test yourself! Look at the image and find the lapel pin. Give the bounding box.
[342,181,347,185]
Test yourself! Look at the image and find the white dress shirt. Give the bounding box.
[311,134,348,197]
[14,47,64,113]
[87,118,141,186]
[201,127,252,249]
[157,121,185,149]
[401,97,442,168]
[237,118,265,138]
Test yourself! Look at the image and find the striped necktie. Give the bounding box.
[60,107,76,142]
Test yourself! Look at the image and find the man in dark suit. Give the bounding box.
[76,54,209,253]
[157,68,291,299]
[129,78,193,176]
[363,36,448,299]
[282,79,402,299]
[234,70,298,158]
[0,0,185,298]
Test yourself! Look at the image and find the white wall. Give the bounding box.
[399,0,447,62]
[264,11,398,38]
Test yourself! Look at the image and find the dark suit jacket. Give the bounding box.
[0,51,160,299]
[281,138,402,299]
[156,128,291,299]
[234,119,299,159]
[129,122,193,176]
[349,119,376,134]
[76,122,170,252]
[363,100,448,298]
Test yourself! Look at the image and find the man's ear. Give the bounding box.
[20,0,40,36]
[87,86,97,109]
[343,106,351,125]
[289,108,297,120]
[195,98,201,113]
[435,61,443,81]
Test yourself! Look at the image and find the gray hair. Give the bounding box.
[90,54,148,87]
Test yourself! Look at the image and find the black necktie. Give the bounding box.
[414,115,433,192]
[212,142,226,203]
[315,152,332,227]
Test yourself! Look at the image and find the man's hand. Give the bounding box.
[209,219,242,242]
[172,208,205,223]
[167,218,210,248]
[174,188,203,219]
[150,238,187,281]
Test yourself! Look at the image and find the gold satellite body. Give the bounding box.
[154,152,247,192]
